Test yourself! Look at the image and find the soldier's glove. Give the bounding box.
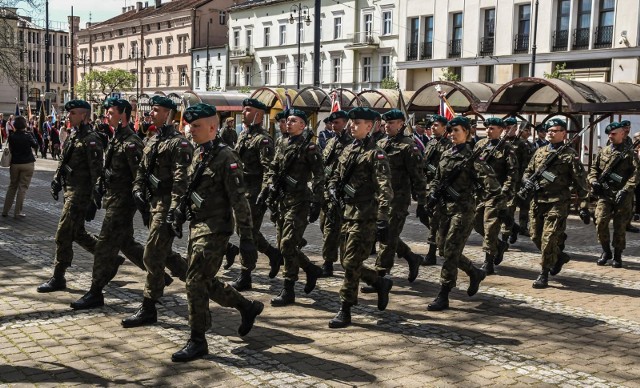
[85,202,98,222]
[426,192,438,209]
[615,190,628,205]
[591,181,604,196]
[239,237,258,266]
[578,208,591,225]
[416,203,430,226]
[166,208,183,239]
[308,202,321,223]
[522,179,539,193]
[51,179,62,201]
[376,220,390,244]
[256,186,269,207]
[133,190,147,213]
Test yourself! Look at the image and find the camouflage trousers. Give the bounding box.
[143,211,178,301]
[595,194,633,250]
[474,198,507,256]
[376,202,412,271]
[320,204,344,263]
[238,196,272,271]
[54,189,97,271]
[529,201,568,270]
[279,199,313,282]
[438,204,476,288]
[186,232,246,334]
[500,197,519,237]
[339,219,380,305]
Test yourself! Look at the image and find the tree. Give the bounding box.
[381,77,398,89]
[75,69,137,102]
[543,63,576,80]
[439,67,460,82]
[0,1,43,86]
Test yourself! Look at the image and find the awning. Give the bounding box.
[355,89,415,112]
[408,81,500,114]
[182,90,248,112]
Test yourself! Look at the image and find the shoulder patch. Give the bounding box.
[262,138,270,144]
[180,140,189,148]
[377,152,386,160]
[308,144,316,150]
[89,141,97,148]
[128,143,136,149]
[230,162,239,170]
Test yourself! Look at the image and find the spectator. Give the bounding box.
[2,116,38,218]
[6,114,16,135]
[41,115,52,159]
[50,122,61,160]
[32,126,42,158]
[0,113,6,147]
[317,117,335,150]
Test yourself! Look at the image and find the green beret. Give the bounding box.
[447,116,471,131]
[183,103,217,124]
[381,109,405,121]
[348,107,380,121]
[243,98,268,112]
[323,116,331,124]
[504,117,518,126]
[484,118,505,128]
[431,114,448,125]
[287,108,308,124]
[545,118,567,130]
[64,99,91,111]
[620,120,631,127]
[103,98,132,112]
[275,111,288,121]
[149,95,177,110]
[329,110,349,121]
[535,123,547,132]
[605,122,622,134]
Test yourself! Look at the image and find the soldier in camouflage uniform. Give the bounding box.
[426,116,487,311]
[229,99,282,291]
[472,118,518,275]
[122,96,194,328]
[319,110,352,277]
[37,100,105,293]
[422,115,451,265]
[169,104,263,363]
[326,107,394,328]
[219,116,238,147]
[266,109,325,307]
[589,122,640,268]
[521,118,591,288]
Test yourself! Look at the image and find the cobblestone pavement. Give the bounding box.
[1,159,639,387]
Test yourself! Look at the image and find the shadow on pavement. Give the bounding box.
[0,362,140,385]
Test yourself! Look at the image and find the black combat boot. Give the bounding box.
[271,279,295,307]
[373,276,393,311]
[508,224,519,244]
[532,269,549,289]
[519,220,530,237]
[403,251,421,283]
[70,285,104,310]
[171,330,208,362]
[299,238,308,248]
[266,246,283,279]
[237,300,264,336]
[597,244,613,266]
[494,240,509,266]
[427,285,451,311]
[303,264,323,294]
[320,261,334,278]
[121,297,157,328]
[230,270,252,292]
[550,252,570,276]
[361,270,386,293]
[224,243,239,270]
[37,266,67,293]
[164,273,174,287]
[328,302,352,328]
[370,243,377,256]
[481,253,496,275]
[467,266,486,296]
[422,244,438,266]
[612,249,623,268]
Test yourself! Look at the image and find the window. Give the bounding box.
[146,69,151,87]
[481,9,495,55]
[246,30,252,48]
[156,68,162,86]
[382,11,392,35]
[101,47,105,62]
[118,44,124,59]
[156,39,162,56]
[166,68,172,86]
[515,5,530,53]
[264,27,271,46]
[279,25,286,45]
[233,30,240,48]
[449,13,463,57]
[166,38,172,55]
[599,0,614,26]
[363,13,373,37]
[232,66,238,86]
[131,42,138,59]
[333,17,342,39]
[264,63,271,85]
[556,0,570,31]
[146,40,152,56]
[181,36,187,53]
[108,46,113,61]
[362,56,371,82]
[517,63,529,78]
[381,55,390,80]
[195,71,200,89]
[577,0,592,29]
[216,69,222,88]
[407,17,419,60]
[245,65,252,86]
[332,57,341,83]
[179,68,187,87]
[480,65,494,83]
[219,11,227,25]
[178,37,183,54]
[279,62,286,84]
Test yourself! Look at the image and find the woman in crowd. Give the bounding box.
[2,116,38,218]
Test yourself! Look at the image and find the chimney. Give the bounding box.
[122,7,127,13]
[136,2,143,11]
[144,1,149,8]
[155,0,161,8]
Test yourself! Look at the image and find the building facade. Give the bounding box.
[191,45,228,92]
[227,0,400,91]
[397,0,640,89]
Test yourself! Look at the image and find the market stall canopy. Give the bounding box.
[182,91,247,112]
[250,87,297,111]
[408,81,500,114]
[355,89,415,112]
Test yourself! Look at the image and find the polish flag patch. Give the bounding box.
[308,144,316,150]
[180,141,189,147]
[376,153,385,159]
[89,141,96,147]
[262,139,269,144]
[230,163,238,170]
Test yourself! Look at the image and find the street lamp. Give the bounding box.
[289,3,311,89]
[129,46,145,101]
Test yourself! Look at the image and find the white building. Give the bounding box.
[397,0,640,89]
[191,45,228,92]
[227,0,401,91]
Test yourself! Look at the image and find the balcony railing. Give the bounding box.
[448,39,461,58]
[552,30,568,51]
[480,36,494,55]
[513,33,529,53]
[421,42,433,59]
[347,32,379,46]
[594,25,613,48]
[229,46,254,58]
[573,28,590,49]
[406,43,418,60]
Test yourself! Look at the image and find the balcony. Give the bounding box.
[421,42,433,59]
[573,28,590,49]
[552,30,569,51]
[229,46,254,61]
[479,36,494,56]
[345,32,380,49]
[513,33,529,54]
[406,43,418,61]
[448,39,461,58]
[594,25,613,48]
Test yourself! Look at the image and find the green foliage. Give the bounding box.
[238,85,252,94]
[75,69,137,101]
[439,67,460,82]
[381,77,398,89]
[543,63,576,80]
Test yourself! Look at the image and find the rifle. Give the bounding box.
[327,141,363,223]
[51,131,78,201]
[592,138,640,199]
[138,130,164,226]
[93,128,124,209]
[517,124,591,201]
[323,129,349,178]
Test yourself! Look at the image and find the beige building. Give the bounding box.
[76,0,233,106]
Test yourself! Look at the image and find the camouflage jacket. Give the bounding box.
[219,126,238,148]
[327,135,393,222]
[508,137,532,179]
[274,133,288,156]
[59,123,103,192]
[473,138,519,201]
[187,140,253,239]
[322,129,353,185]
[103,124,143,208]
[377,132,427,206]
[235,124,274,196]
[588,142,640,197]
[133,125,194,213]
[423,136,452,182]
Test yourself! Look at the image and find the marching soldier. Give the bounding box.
[169,104,263,363]
[37,99,105,293]
[122,96,194,328]
[219,116,238,147]
[502,117,531,246]
[472,118,518,275]
[619,120,640,233]
[319,110,352,277]
[326,107,394,328]
[521,118,591,288]
[426,116,487,311]
[589,122,640,268]
[422,115,451,265]
[266,109,325,307]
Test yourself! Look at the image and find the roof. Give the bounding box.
[91,0,209,28]
[408,81,501,114]
[183,90,248,112]
[229,0,290,12]
[355,89,415,112]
